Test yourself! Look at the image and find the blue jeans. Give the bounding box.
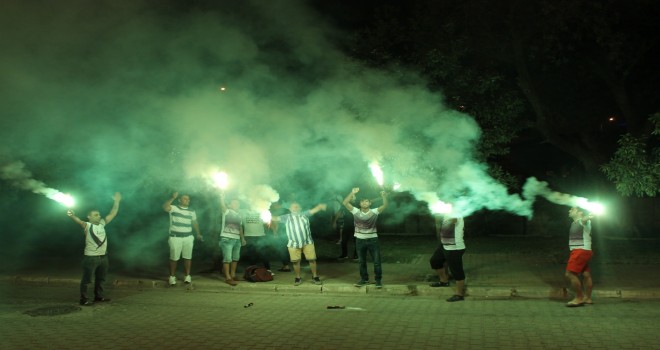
[356,238,382,282]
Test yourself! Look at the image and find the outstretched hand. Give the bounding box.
[67,209,75,217]
[351,187,360,194]
[113,192,122,201]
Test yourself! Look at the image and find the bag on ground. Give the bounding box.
[243,265,273,282]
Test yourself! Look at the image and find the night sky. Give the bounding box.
[1,0,658,269]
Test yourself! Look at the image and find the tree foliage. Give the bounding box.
[601,113,660,196]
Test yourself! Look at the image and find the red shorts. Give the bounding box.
[566,249,593,274]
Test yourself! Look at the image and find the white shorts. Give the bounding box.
[168,235,194,261]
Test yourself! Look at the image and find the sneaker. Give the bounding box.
[267,270,275,276]
[446,295,465,302]
[225,279,238,286]
[430,281,450,287]
[354,280,368,287]
[294,278,302,286]
[168,276,176,286]
[337,256,349,260]
[313,277,323,285]
[375,281,383,289]
[93,297,111,303]
[184,275,192,284]
[79,299,94,306]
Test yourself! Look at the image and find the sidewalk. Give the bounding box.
[3,235,660,300]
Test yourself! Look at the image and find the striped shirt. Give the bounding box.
[351,207,380,239]
[221,209,242,239]
[168,205,196,236]
[569,219,592,250]
[277,211,314,248]
[84,219,107,256]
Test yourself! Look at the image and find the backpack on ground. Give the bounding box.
[243,265,273,282]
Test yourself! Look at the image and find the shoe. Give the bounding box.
[93,297,111,303]
[294,278,302,286]
[352,257,359,262]
[225,279,238,286]
[446,295,464,302]
[168,276,176,286]
[430,281,450,287]
[313,277,323,285]
[566,301,584,307]
[267,270,275,276]
[375,281,383,289]
[79,299,94,306]
[354,280,368,287]
[335,240,342,245]
[337,256,349,260]
[184,275,192,284]
[278,266,291,272]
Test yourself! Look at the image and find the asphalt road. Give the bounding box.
[1,281,659,349]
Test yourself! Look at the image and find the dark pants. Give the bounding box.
[430,246,465,281]
[80,255,108,301]
[243,236,271,270]
[356,238,382,282]
[340,225,357,258]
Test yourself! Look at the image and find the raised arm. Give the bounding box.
[342,187,359,211]
[67,209,87,230]
[104,192,122,225]
[163,192,178,212]
[219,192,228,214]
[309,203,328,215]
[377,191,389,213]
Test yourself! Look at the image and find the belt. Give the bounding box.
[84,255,106,257]
[169,233,193,237]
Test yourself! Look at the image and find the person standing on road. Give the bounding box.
[272,201,327,286]
[270,201,292,272]
[430,214,466,302]
[67,192,121,306]
[565,207,594,307]
[241,209,272,273]
[163,192,203,286]
[335,196,357,260]
[219,193,246,286]
[343,187,388,289]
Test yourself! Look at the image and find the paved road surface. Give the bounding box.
[1,281,658,349]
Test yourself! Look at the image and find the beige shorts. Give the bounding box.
[288,244,317,262]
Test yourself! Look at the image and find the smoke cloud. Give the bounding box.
[0,0,597,270]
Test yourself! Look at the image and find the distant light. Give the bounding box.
[392,182,401,191]
[219,86,227,92]
[608,116,616,122]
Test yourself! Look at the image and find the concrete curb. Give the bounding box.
[4,275,660,300]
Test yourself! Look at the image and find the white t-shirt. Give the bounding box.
[84,219,108,256]
[242,210,266,237]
